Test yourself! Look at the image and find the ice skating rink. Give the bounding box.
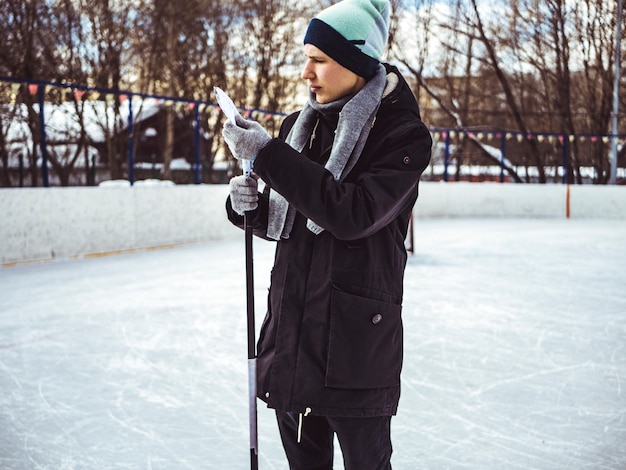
[1,218,625,469]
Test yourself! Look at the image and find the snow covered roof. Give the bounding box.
[3,98,163,146]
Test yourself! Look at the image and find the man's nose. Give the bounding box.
[301,62,313,80]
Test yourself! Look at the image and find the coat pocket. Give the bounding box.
[325,288,403,390]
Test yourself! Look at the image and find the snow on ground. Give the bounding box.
[1,218,625,469]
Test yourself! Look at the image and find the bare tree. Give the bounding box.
[233,0,314,113]
[1,0,61,186]
[390,0,624,184]
[130,0,240,180]
[572,0,621,183]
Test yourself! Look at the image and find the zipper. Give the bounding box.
[309,119,320,149]
[296,407,312,443]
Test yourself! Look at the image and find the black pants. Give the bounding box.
[275,410,392,470]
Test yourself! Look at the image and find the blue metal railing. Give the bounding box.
[1,77,623,186]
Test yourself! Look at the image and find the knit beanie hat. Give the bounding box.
[303,0,391,80]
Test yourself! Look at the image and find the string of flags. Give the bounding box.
[1,78,287,124]
[431,130,619,145]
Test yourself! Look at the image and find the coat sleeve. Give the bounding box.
[252,120,432,241]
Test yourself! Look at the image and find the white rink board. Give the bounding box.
[1,182,625,264]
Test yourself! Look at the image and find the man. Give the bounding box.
[223,0,432,468]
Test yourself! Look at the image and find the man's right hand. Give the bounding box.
[229,175,259,215]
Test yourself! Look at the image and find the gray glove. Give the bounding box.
[229,175,258,215]
[222,114,272,161]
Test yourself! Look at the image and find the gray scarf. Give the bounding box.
[267,64,388,240]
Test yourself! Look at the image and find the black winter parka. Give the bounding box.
[226,64,432,417]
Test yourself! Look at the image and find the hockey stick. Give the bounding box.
[244,160,259,470]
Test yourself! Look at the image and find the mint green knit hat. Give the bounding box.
[304,0,391,80]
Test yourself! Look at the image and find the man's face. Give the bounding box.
[301,44,366,104]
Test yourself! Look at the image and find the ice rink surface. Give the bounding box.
[1,218,625,469]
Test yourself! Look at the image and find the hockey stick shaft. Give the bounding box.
[244,206,258,469]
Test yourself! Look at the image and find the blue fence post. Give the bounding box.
[500,132,506,183]
[127,94,134,185]
[444,131,450,182]
[561,135,568,184]
[193,103,201,184]
[38,85,49,187]
[18,152,24,187]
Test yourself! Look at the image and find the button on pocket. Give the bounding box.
[371,313,383,324]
